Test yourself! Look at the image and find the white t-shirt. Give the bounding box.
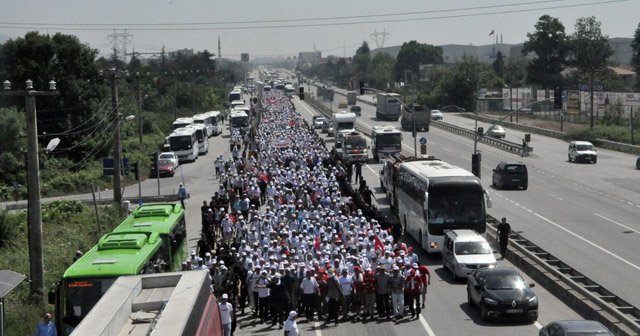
[219,302,233,324]
[300,277,319,294]
[339,275,354,295]
[284,319,299,336]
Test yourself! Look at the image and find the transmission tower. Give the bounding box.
[369,29,390,48]
[108,29,133,62]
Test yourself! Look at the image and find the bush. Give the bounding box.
[0,210,18,248]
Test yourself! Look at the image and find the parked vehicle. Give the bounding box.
[492,162,528,190]
[151,159,176,177]
[487,125,506,139]
[440,105,466,112]
[158,152,179,169]
[568,141,597,163]
[539,320,613,336]
[467,268,538,322]
[376,93,402,121]
[431,110,443,120]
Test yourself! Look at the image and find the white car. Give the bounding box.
[312,116,326,129]
[431,110,443,120]
[442,230,496,280]
[487,125,506,139]
[568,141,597,163]
[158,152,179,169]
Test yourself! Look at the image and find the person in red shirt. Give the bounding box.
[362,267,376,320]
[405,268,425,318]
[351,266,365,321]
[418,265,431,309]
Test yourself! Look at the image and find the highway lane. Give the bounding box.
[230,95,583,336]
[305,83,640,308]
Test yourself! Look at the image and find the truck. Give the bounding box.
[376,93,402,121]
[347,91,357,105]
[370,126,403,161]
[338,131,368,163]
[331,112,356,143]
[401,103,431,132]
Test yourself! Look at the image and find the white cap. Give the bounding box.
[222,293,228,299]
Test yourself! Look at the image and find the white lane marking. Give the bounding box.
[419,314,437,336]
[459,155,470,161]
[314,321,322,336]
[534,321,543,329]
[365,163,380,177]
[442,147,452,152]
[594,213,639,234]
[534,213,640,271]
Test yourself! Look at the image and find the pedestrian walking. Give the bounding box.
[178,183,187,209]
[497,217,512,259]
[299,270,319,321]
[219,294,234,336]
[354,161,363,184]
[405,267,424,319]
[325,269,344,325]
[419,265,431,309]
[34,313,57,336]
[389,266,405,320]
[374,265,391,318]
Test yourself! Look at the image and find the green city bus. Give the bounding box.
[52,232,164,335]
[112,203,187,272]
[51,203,187,335]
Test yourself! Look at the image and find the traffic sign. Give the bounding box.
[420,144,427,155]
[419,137,427,145]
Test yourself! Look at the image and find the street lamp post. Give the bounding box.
[1,79,58,299]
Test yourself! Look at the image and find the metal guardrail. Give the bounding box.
[486,218,640,336]
[431,120,533,156]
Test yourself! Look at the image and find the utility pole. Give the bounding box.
[108,71,123,206]
[1,79,58,298]
[136,73,143,145]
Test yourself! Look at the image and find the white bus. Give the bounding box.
[229,110,250,135]
[228,89,242,103]
[397,159,491,253]
[207,111,223,136]
[284,84,295,97]
[192,113,214,137]
[172,117,193,130]
[186,124,209,155]
[166,127,198,162]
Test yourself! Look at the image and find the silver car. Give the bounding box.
[322,119,334,135]
[487,125,506,139]
[158,152,179,169]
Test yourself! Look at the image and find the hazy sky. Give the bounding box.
[1,0,639,60]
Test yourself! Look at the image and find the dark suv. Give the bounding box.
[492,161,528,190]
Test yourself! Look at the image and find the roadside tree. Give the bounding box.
[522,15,570,88]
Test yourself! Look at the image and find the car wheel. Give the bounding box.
[568,154,572,162]
[522,184,528,190]
[592,158,597,164]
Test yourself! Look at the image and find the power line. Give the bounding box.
[0,0,628,31]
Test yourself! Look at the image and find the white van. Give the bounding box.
[568,141,597,163]
[442,230,496,280]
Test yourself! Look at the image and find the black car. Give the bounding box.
[440,105,466,112]
[539,320,613,336]
[636,156,640,169]
[492,162,528,190]
[467,267,538,323]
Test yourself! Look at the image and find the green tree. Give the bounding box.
[570,16,613,127]
[353,41,371,83]
[393,40,443,82]
[522,15,570,88]
[631,22,640,90]
[0,108,26,185]
[492,51,504,77]
[368,53,395,90]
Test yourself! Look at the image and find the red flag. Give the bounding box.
[374,235,385,253]
[315,234,320,250]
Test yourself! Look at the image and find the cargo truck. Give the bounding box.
[376,93,402,121]
[401,103,431,132]
[347,91,357,105]
[331,112,356,144]
[370,126,403,161]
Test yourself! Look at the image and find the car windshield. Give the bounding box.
[455,241,492,255]
[492,126,504,132]
[350,106,361,112]
[577,144,595,151]
[159,154,174,159]
[315,118,325,123]
[158,159,172,166]
[484,272,526,290]
[345,137,366,149]
[376,133,402,147]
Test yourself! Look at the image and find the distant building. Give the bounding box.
[298,51,322,68]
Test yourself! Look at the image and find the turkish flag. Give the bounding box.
[374,235,385,253]
[315,234,320,250]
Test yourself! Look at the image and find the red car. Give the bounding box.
[151,159,176,177]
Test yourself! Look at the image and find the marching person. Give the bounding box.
[219,294,234,336]
[283,311,299,336]
[178,183,187,209]
[389,266,405,320]
[497,217,512,259]
[405,266,425,319]
[419,264,431,309]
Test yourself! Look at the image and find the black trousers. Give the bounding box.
[301,293,316,320]
[376,293,390,316]
[258,296,270,321]
[327,297,340,323]
[407,292,421,316]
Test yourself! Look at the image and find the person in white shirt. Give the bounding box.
[338,268,354,320]
[219,294,234,336]
[283,310,299,336]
